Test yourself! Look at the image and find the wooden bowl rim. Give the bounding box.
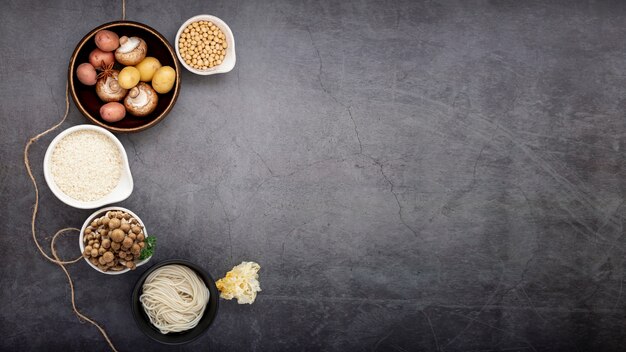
[68,21,181,134]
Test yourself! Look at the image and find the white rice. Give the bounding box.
[50,130,122,202]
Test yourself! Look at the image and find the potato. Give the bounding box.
[135,57,161,82]
[76,63,97,85]
[89,49,115,69]
[94,30,119,52]
[118,66,140,89]
[151,66,176,94]
[100,102,126,122]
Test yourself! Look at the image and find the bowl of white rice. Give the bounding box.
[43,125,133,209]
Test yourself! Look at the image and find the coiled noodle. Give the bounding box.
[140,264,209,334]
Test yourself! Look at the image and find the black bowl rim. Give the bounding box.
[131,259,219,345]
[68,20,181,134]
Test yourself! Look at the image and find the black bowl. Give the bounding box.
[131,259,219,344]
[68,21,181,133]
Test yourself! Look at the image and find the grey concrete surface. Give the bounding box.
[1,0,626,351]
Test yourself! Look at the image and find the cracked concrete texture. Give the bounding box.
[2,0,626,351]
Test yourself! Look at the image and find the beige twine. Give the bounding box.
[23,0,130,345]
[24,82,119,352]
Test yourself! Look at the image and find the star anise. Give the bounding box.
[96,61,115,80]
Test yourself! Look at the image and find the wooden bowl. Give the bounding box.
[68,21,181,133]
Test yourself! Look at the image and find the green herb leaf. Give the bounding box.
[139,236,156,260]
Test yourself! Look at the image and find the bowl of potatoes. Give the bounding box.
[69,21,181,133]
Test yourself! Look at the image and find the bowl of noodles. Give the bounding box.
[131,259,219,344]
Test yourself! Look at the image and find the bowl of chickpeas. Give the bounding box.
[175,15,236,75]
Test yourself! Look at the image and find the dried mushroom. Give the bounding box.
[82,210,149,272]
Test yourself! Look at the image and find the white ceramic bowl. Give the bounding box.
[79,206,152,275]
[43,125,133,209]
[175,14,236,75]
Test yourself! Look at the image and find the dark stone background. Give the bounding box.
[1,0,625,351]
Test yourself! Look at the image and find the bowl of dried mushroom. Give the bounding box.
[79,207,155,275]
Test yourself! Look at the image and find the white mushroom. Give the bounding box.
[123,82,158,117]
[115,36,147,66]
[95,70,128,102]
